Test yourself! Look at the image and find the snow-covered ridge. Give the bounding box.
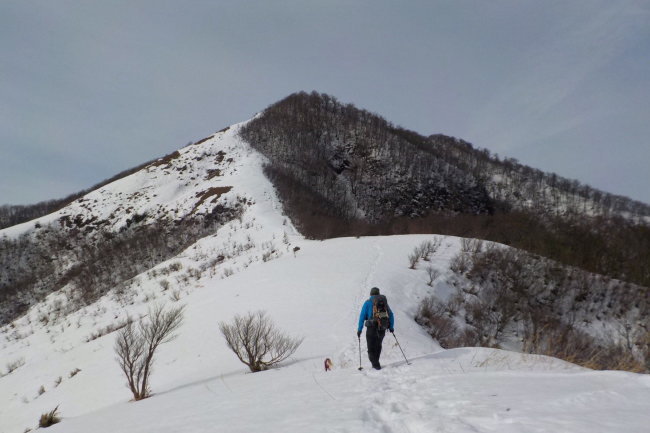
[4,123,257,238]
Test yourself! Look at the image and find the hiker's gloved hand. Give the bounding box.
[357,330,362,338]
[389,328,394,333]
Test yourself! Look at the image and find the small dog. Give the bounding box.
[324,358,333,372]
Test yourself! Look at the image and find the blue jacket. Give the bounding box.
[357,295,395,332]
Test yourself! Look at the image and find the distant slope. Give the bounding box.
[0,158,158,230]
[0,124,281,325]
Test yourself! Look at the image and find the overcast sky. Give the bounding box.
[1,0,649,205]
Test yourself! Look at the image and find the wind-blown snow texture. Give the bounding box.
[1,123,648,433]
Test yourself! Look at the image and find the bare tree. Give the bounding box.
[114,304,185,400]
[408,251,419,269]
[416,296,460,348]
[219,310,303,372]
[425,266,440,287]
[641,331,650,372]
[461,238,483,253]
[416,242,429,261]
[449,252,471,274]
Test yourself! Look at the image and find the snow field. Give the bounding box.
[2,122,649,433]
[3,235,649,433]
[34,349,650,433]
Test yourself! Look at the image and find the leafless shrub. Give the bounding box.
[425,266,440,287]
[37,385,45,396]
[415,297,460,348]
[418,239,442,261]
[38,313,49,326]
[262,249,276,262]
[523,318,645,372]
[642,331,650,372]
[456,328,481,347]
[186,268,201,280]
[409,240,442,269]
[167,262,183,273]
[85,317,130,342]
[223,268,234,278]
[429,237,443,255]
[219,310,303,372]
[159,280,170,291]
[142,292,157,303]
[169,290,182,302]
[460,238,483,254]
[6,357,25,374]
[471,284,518,345]
[68,368,81,378]
[449,252,472,274]
[54,376,62,387]
[446,293,463,316]
[38,406,61,428]
[408,252,419,269]
[114,303,185,400]
[462,298,495,346]
[414,243,427,260]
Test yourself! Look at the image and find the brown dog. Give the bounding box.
[324,358,333,372]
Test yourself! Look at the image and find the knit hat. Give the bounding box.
[370,287,380,296]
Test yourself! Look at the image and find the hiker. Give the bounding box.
[357,287,394,370]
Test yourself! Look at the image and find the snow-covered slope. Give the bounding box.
[43,349,650,433]
[1,122,649,433]
[0,122,294,324]
[3,123,278,238]
[2,235,650,433]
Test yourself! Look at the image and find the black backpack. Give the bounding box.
[369,295,391,331]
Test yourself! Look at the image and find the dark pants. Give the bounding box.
[366,326,386,368]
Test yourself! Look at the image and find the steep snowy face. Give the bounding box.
[5,124,254,237]
[0,122,295,325]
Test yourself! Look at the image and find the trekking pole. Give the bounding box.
[358,335,363,370]
[392,332,411,365]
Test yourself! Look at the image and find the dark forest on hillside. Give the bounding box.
[241,92,650,287]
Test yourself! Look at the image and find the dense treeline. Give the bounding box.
[241,91,650,287]
[242,91,650,220]
[426,134,650,219]
[267,194,650,287]
[0,202,243,325]
[241,91,495,222]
